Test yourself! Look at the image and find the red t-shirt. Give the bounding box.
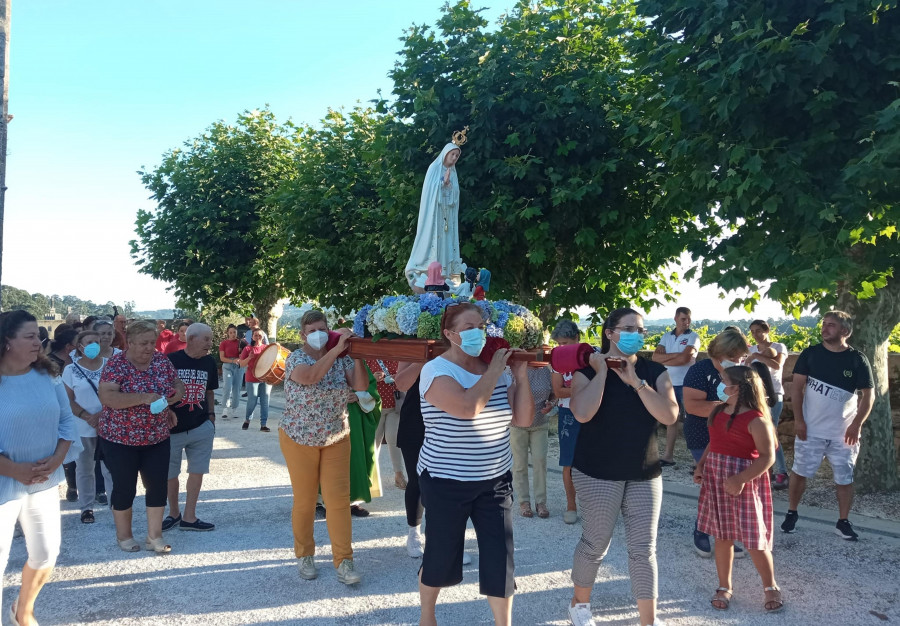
[156,329,174,352]
[708,409,763,460]
[242,345,268,383]
[219,339,242,360]
[366,359,398,409]
[164,337,187,354]
[99,351,178,446]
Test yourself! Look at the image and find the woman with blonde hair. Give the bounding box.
[683,328,750,558]
[98,319,184,554]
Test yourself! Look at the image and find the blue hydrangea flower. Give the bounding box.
[473,300,494,322]
[418,293,445,316]
[486,323,505,338]
[496,311,510,329]
[397,302,420,335]
[353,304,373,336]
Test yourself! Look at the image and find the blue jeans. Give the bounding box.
[771,400,787,475]
[221,363,243,410]
[245,382,269,425]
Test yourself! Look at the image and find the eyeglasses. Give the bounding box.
[613,326,648,336]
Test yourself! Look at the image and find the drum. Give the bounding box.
[253,343,291,385]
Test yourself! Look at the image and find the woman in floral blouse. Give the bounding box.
[281,310,368,586]
[98,320,184,554]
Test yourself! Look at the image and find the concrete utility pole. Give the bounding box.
[0,0,9,307]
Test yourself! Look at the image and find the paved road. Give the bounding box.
[5,388,899,625]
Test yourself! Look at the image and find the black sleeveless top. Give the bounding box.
[572,357,666,481]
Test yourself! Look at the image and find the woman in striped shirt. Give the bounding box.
[417,302,533,626]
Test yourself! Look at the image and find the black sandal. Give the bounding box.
[80,510,95,524]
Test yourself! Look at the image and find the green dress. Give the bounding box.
[348,366,382,503]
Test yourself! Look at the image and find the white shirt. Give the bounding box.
[750,343,786,396]
[658,330,700,386]
[61,359,108,438]
[417,357,513,481]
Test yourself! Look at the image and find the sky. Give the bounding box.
[4,1,789,321]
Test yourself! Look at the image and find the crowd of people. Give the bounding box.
[0,303,875,626]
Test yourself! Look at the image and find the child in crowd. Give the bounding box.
[693,366,783,614]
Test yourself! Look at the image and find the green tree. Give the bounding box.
[633,0,900,490]
[276,108,402,312]
[131,108,300,334]
[373,0,697,323]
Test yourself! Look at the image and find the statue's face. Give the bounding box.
[444,149,461,167]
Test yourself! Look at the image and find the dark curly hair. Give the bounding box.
[0,310,59,379]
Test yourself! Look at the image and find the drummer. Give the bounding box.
[280,309,369,585]
[239,329,271,432]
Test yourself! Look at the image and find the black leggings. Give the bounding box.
[401,443,424,527]
[100,437,170,511]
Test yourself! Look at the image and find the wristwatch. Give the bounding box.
[634,380,649,392]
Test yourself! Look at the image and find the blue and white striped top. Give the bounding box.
[0,369,78,505]
[417,357,513,481]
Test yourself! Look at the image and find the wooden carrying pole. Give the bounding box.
[346,337,551,365]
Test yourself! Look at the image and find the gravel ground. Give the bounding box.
[4,389,899,626]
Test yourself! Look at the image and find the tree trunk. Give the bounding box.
[837,278,900,493]
[253,293,279,340]
[0,0,10,304]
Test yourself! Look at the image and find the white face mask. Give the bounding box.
[306,330,328,350]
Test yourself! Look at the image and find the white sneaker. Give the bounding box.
[297,555,317,580]
[407,529,424,558]
[462,552,472,565]
[568,603,596,626]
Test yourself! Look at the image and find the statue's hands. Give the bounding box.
[443,168,451,186]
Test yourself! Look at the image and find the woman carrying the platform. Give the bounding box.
[0,311,77,626]
[417,302,533,626]
[281,310,369,585]
[567,307,678,626]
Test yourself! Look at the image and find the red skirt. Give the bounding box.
[697,452,773,550]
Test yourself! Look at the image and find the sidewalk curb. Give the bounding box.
[661,479,900,539]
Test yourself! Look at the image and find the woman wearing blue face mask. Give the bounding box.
[417,302,534,626]
[566,308,678,626]
[62,330,114,524]
[682,328,750,559]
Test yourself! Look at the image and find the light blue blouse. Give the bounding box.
[0,369,78,505]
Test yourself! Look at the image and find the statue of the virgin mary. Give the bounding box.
[404,128,467,291]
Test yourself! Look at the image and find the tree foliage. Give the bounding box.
[367,0,698,322]
[275,108,402,313]
[1,285,131,318]
[131,108,300,323]
[632,0,900,490]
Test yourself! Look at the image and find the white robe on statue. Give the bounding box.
[405,143,464,289]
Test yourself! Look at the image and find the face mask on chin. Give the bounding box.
[306,330,328,350]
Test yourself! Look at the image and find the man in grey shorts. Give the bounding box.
[163,323,219,532]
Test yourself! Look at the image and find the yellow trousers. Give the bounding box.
[279,429,353,567]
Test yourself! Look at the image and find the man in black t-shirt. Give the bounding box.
[782,311,874,541]
[163,323,219,532]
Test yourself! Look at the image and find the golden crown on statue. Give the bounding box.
[452,126,469,147]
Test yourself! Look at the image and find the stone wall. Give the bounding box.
[684,352,900,456]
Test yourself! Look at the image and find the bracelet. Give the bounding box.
[634,380,649,393]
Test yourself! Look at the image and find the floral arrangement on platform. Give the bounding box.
[352,294,544,350]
